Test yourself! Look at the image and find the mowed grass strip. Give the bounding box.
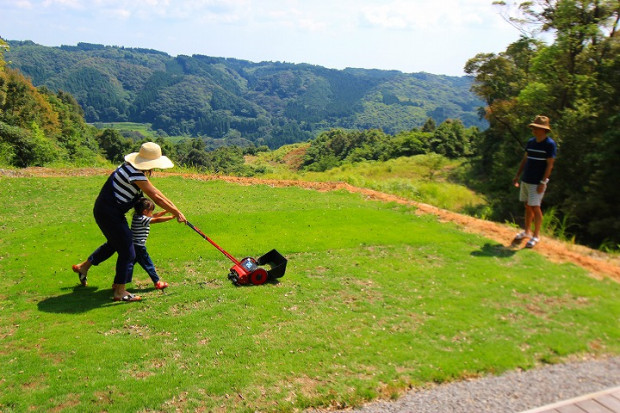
[0,175,618,412]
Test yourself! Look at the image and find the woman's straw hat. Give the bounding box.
[528,115,551,131]
[125,142,174,170]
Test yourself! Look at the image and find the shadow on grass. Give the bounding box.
[37,285,119,314]
[471,242,518,258]
[229,279,282,288]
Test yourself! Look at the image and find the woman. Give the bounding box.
[72,142,186,302]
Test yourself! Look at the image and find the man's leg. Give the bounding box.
[524,204,534,235]
[531,205,543,238]
[526,181,545,244]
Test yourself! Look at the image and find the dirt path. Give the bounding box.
[4,167,619,282]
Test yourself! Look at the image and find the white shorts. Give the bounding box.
[519,182,545,207]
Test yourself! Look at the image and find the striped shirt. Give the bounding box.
[131,214,152,246]
[522,137,557,184]
[111,163,147,207]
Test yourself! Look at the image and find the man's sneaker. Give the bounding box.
[514,231,530,240]
[525,237,540,248]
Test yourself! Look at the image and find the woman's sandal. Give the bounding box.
[113,293,142,302]
[72,265,88,286]
[154,281,168,290]
[525,237,539,248]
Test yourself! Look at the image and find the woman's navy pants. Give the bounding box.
[88,196,136,285]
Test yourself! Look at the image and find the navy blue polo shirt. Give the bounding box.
[521,137,557,184]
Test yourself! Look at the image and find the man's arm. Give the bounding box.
[541,157,555,183]
[537,157,555,193]
[513,152,528,186]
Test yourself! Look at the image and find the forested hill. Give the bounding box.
[6,40,484,148]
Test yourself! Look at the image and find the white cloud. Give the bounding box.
[9,0,33,9]
[0,0,521,75]
[31,0,251,21]
[42,0,83,8]
[104,7,131,19]
[359,0,501,32]
[298,18,326,32]
[258,7,327,32]
[157,0,251,21]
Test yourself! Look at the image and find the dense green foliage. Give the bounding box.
[0,42,261,173]
[302,121,479,172]
[0,46,478,179]
[6,41,485,148]
[465,0,619,249]
[0,43,102,167]
[174,138,267,176]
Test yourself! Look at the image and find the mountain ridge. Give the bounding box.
[6,40,485,148]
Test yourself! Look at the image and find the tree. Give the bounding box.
[466,0,620,247]
[428,119,475,159]
[421,117,436,132]
[391,130,429,157]
[0,38,8,72]
[96,129,132,163]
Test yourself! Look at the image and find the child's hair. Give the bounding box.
[134,197,155,215]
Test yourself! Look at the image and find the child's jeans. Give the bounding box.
[133,244,160,283]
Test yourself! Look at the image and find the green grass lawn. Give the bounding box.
[1,175,618,412]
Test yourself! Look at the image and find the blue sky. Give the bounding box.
[0,0,523,76]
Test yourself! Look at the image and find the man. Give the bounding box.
[512,115,557,248]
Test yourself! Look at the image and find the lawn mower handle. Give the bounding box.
[185,221,241,265]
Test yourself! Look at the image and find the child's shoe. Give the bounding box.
[154,281,168,290]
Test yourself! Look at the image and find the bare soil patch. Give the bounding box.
[5,167,618,282]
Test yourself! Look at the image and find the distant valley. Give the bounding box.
[7,40,485,148]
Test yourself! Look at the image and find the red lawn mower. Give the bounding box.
[186,221,287,286]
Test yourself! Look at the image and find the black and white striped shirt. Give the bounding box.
[112,163,147,207]
[131,214,152,246]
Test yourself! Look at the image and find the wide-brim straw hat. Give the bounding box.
[125,142,174,170]
[528,115,551,131]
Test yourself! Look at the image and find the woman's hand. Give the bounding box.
[176,211,187,223]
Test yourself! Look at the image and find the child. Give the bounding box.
[131,197,175,289]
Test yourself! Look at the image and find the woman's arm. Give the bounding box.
[151,215,175,224]
[135,179,187,223]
